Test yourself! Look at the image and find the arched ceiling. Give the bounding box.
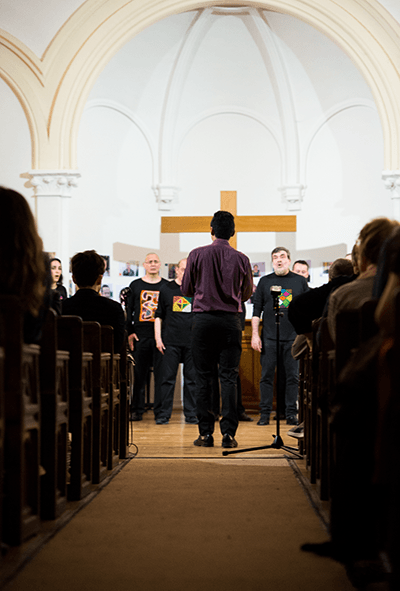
[0,0,399,171]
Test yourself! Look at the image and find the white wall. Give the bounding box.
[73,8,391,292]
[0,3,398,294]
[0,79,33,208]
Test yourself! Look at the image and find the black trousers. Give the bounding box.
[259,338,298,418]
[158,344,197,419]
[132,336,163,417]
[191,312,242,437]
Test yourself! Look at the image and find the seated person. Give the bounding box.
[288,255,355,340]
[62,250,125,352]
[0,186,50,343]
[373,225,400,333]
[327,217,399,343]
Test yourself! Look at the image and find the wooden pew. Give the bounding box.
[303,322,319,484]
[38,309,69,519]
[0,345,4,555]
[321,300,378,503]
[0,296,41,545]
[382,287,400,581]
[315,318,334,501]
[83,322,110,484]
[57,316,93,501]
[296,348,307,457]
[119,334,129,459]
[101,326,120,469]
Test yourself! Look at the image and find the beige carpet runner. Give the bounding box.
[5,458,353,591]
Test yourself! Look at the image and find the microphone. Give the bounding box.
[270,285,282,295]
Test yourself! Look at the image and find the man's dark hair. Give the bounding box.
[210,210,235,240]
[71,250,105,288]
[271,246,291,259]
[293,259,309,269]
[328,258,354,281]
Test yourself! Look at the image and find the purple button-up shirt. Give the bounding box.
[181,238,253,313]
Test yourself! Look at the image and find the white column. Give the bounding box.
[28,170,80,274]
[382,171,400,221]
[279,184,305,211]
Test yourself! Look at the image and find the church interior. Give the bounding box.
[1,0,400,589]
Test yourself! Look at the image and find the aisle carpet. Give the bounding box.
[5,458,353,591]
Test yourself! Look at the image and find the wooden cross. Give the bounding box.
[160,191,296,249]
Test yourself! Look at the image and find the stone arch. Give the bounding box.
[1,0,400,170]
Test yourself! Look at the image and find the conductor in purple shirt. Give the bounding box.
[181,210,253,449]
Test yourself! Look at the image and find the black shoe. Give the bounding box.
[222,434,238,448]
[131,412,143,422]
[287,422,304,438]
[185,417,199,424]
[286,416,298,425]
[257,415,270,425]
[301,541,349,564]
[239,412,253,422]
[273,414,285,420]
[156,417,169,424]
[193,434,214,447]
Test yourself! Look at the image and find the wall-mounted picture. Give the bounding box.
[100,283,113,299]
[119,261,139,277]
[168,263,177,279]
[251,262,265,277]
[322,261,333,275]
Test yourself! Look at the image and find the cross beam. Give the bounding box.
[161,191,296,249]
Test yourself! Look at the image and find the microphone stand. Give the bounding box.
[223,286,302,459]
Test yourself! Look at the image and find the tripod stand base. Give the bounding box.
[222,434,303,458]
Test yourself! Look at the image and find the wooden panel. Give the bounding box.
[161,215,296,234]
[220,191,237,215]
[39,309,69,519]
[239,320,261,411]
[161,216,211,233]
[101,326,120,470]
[57,316,93,501]
[0,296,41,546]
[83,322,109,485]
[235,216,296,232]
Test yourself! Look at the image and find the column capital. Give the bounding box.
[382,170,400,199]
[279,184,305,211]
[153,184,180,211]
[27,170,81,197]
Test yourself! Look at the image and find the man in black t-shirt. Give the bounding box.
[126,253,168,421]
[252,247,308,426]
[154,259,197,425]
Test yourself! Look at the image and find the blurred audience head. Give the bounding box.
[328,258,354,281]
[71,250,105,288]
[357,217,400,272]
[0,186,46,316]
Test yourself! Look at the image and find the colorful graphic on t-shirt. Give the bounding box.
[172,295,192,313]
[139,290,160,322]
[279,288,293,308]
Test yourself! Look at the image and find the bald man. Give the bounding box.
[126,253,168,421]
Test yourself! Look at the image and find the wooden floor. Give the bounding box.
[128,409,302,460]
[129,409,329,525]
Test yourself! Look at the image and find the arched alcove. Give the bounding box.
[1,0,400,170]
